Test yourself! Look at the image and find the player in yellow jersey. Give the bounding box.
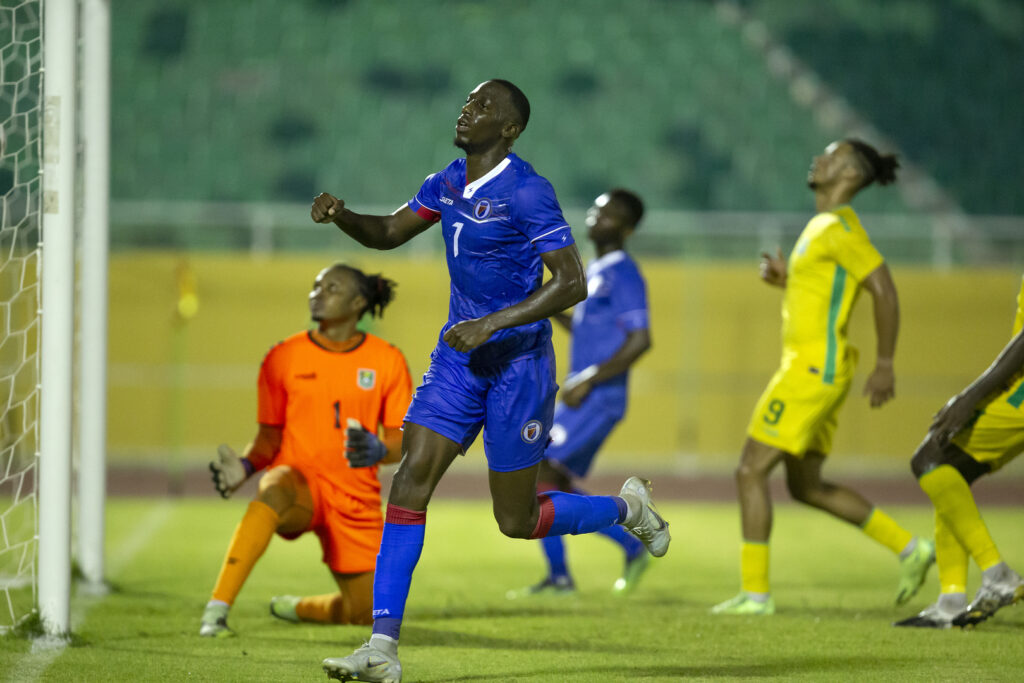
[895,278,1024,629]
[712,139,934,616]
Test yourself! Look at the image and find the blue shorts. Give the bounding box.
[404,342,557,472]
[544,399,620,478]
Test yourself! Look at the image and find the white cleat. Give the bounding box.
[323,642,402,683]
[269,595,301,623]
[198,603,235,638]
[953,564,1024,628]
[619,476,670,558]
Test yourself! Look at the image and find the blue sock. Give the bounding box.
[371,505,426,641]
[540,535,569,578]
[598,523,645,560]
[533,490,621,537]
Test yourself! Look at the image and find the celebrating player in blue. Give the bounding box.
[311,80,670,683]
[511,188,654,598]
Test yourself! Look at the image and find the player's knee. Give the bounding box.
[785,479,823,507]
[910,438,945,479]
[494,511,534,539]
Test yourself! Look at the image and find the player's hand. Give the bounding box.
[443,318,496,352]
[862,364,895,408]
[345,418,388,468]
[759,247,787,287]
[311,193,345,223]
[561,375,593,408]
[209,444,249,499]
[929,394,976,446]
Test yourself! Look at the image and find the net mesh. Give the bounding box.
[0,0,42,632]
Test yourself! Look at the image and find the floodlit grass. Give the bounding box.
[2,497,1023,681]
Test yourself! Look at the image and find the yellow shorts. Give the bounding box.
[952,386,1024,473]
[746,354,852,456]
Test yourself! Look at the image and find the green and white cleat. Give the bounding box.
[710,593,775,615]
[199,602,235,638]
[612,552,651,595]
[269,595,301,623]
[323,642,402,683]
[506,576,576,600]
[896,538,935,605]
[952,564,1024,628]
[619,477,670,557]
[893,602,955,629]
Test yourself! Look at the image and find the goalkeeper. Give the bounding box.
[199,263,412,637]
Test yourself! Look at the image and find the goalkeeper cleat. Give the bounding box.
[710,593,775,616]
[323,642,402,683]
[269,595,301,623]
[199,603,235,638]
[619,477,670,558]
[895,538,936,605]
[505,575,576,600]
[612,551,651,595]
[893,603,955,629]
[952,564,1024,628]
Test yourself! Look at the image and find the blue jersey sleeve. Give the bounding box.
[612,264,649,332]
[408,171,444,222]
[510,176,574,253]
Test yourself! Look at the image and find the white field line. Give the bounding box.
[4,501,174,683]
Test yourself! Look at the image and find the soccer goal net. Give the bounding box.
[0,0,42,633]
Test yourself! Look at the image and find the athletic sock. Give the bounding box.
[935,509,968,596]
[530,490,622,538]
[919,465,1001,570]
[740,541,770,596]
[210,500,279,605]
[860,507,914,556]
[371,504,426,642]
[540,535,569,579]
[566,487,644,558]
[938,591,967,614]
[296,593,345,624]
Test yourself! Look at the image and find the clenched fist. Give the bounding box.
[311,193,345,224]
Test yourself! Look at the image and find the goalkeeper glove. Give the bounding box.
[210,444,254,499]
[345,418,388,468]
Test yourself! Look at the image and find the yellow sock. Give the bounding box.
[919,465,1001,570]
[741,542,770,595]
[935,510,967,595]
[296,593,346,624]
[211,500,280,605]
[860,507,913,555]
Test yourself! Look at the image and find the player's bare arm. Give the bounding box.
[759,247,787,288]
[562,328,651,408]
[551,311,573,331]
[861,263,899,407]
[443,244,587,352]
[311,194,434,250]
[930,328,1024,445]
[380,426,404,465]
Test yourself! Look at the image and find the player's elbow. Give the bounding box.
[565,275,587,306]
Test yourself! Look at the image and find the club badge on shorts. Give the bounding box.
[357,368,376,390]
[521,419,543,443]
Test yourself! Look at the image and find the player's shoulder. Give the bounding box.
[260,331,309,366]
[813,205,865,235]
[506,154,553,191]
[361,332,409,362]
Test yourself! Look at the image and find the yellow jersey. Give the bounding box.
[781,205,884,383]
[999,276,1024,409]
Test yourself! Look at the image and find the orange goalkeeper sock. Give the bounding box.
[210,500,280,605]
[296,593,347,624]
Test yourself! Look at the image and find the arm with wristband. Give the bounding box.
[209,424,282,499]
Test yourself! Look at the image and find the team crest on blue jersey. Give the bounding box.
[473,198,492,220]
[521,419,543,443]
[357,368,376,390]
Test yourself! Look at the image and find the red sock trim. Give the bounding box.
[530,494,556,539]
[385,504,426,525]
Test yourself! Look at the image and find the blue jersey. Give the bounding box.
[569,250,649,415]
[408,154,574,365]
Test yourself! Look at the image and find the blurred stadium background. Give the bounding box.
[100,0,1024,474]
[3,0,1024,639]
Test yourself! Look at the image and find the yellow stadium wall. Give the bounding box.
[108,251,1021,473]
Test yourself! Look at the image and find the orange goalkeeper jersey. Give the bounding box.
[257,330,412,507]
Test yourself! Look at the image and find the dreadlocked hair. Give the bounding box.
[845,138,900,188]
[333,264,397,319]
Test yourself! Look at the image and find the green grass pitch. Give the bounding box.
[2,498,1023,681]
